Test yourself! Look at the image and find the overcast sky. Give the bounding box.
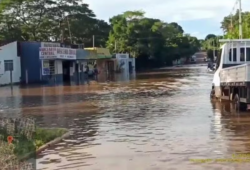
[84,0,250,39]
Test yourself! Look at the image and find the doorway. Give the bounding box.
[62,60,71,83]
[129,61,132,73]
[106,60,114,74]
[75,63,79,84]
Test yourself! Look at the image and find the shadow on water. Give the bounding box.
[2,65,250,169]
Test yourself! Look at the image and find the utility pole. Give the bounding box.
[115,40,117,52]
[60,20,64,44]
[213,38,215,61]
[66,16,72,44]
[230,14,233,31]
[92,35,95,47]
[238,0,242,39]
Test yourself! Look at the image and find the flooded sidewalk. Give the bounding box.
[1,65,250,170]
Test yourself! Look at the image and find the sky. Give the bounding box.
[84,0,250,39]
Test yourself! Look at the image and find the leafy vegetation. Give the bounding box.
[0,0,201,69]
[0,127,67,162]
[35,128,68,149]
[221,10,250,39]
[202,10,250,61]
[107,11,200,69]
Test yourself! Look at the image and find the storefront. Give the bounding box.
[39,43,76,85]
[115,54,136,73]
[84,47,113,74]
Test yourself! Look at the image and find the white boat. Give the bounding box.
[211,39,250,109]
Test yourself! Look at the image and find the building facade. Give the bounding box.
[19,42,78,85]
[39,42,77,85]
[0,42,21,86]
[115,54,136,73]
[76,47,113,76]
[0,41,137,86]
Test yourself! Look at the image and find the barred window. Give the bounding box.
[4,60,13,71]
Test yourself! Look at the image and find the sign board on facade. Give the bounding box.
[116,54,129,59]
[41,42,60,48]
[84,48,112,59]
[39,47,76,60]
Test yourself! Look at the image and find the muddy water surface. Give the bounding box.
[1,65,250,170]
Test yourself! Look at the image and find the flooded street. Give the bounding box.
[1,65,250,170]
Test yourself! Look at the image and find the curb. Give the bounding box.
[36,130,72,155]
[20,130,72,161]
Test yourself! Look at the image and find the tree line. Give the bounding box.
[0,0,201,69]
[202,10,250,61]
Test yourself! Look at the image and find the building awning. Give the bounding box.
[84,47,112,59]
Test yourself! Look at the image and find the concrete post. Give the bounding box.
[25,69,28,84]
[10,70,13,89]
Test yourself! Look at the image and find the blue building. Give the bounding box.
[18,41,122,86]
[19,41,81,85]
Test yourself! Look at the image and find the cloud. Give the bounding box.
[83,0,250,38]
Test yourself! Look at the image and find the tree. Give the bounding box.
[0,0,110,46]
[205,34,216,41]
[202,34,221,61]
[0,2,201,69]
[221,10,250,39]
[107,10,200,69]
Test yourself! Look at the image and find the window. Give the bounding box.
[4,60,13,71]
[49,60,55,75]
[229,48,237,61]
[42,60,54,75]
[247,48,250,61]
[239,48,250,61]
[240,48,245,61]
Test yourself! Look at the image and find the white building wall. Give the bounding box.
[129,58,136,72]
[116,53,129,73]
[55,60,62,74]
[0,42,20,86]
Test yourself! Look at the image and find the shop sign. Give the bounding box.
[39,47,76,60]
[116,54,129,59]
[41,42,60,48]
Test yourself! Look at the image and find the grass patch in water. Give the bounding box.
[0,127,68,161]
[34,128,68,149]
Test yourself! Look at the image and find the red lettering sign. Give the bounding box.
[39,47,76,59]
[40,47,57,52]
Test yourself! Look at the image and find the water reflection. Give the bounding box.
[1,65,250,169]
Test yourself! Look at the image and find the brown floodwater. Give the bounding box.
[1,65,250,170]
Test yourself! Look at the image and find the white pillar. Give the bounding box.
[231,42,234,62]
[245,41,247,61]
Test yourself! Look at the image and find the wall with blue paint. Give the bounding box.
[19,42,89,85]
[76,49,88,59]
[76,49,88,84]
[19,42,42,84]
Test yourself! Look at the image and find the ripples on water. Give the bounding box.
[1,65,250,170]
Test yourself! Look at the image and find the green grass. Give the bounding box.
[34,128,68,149]
[0,127,68,160]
